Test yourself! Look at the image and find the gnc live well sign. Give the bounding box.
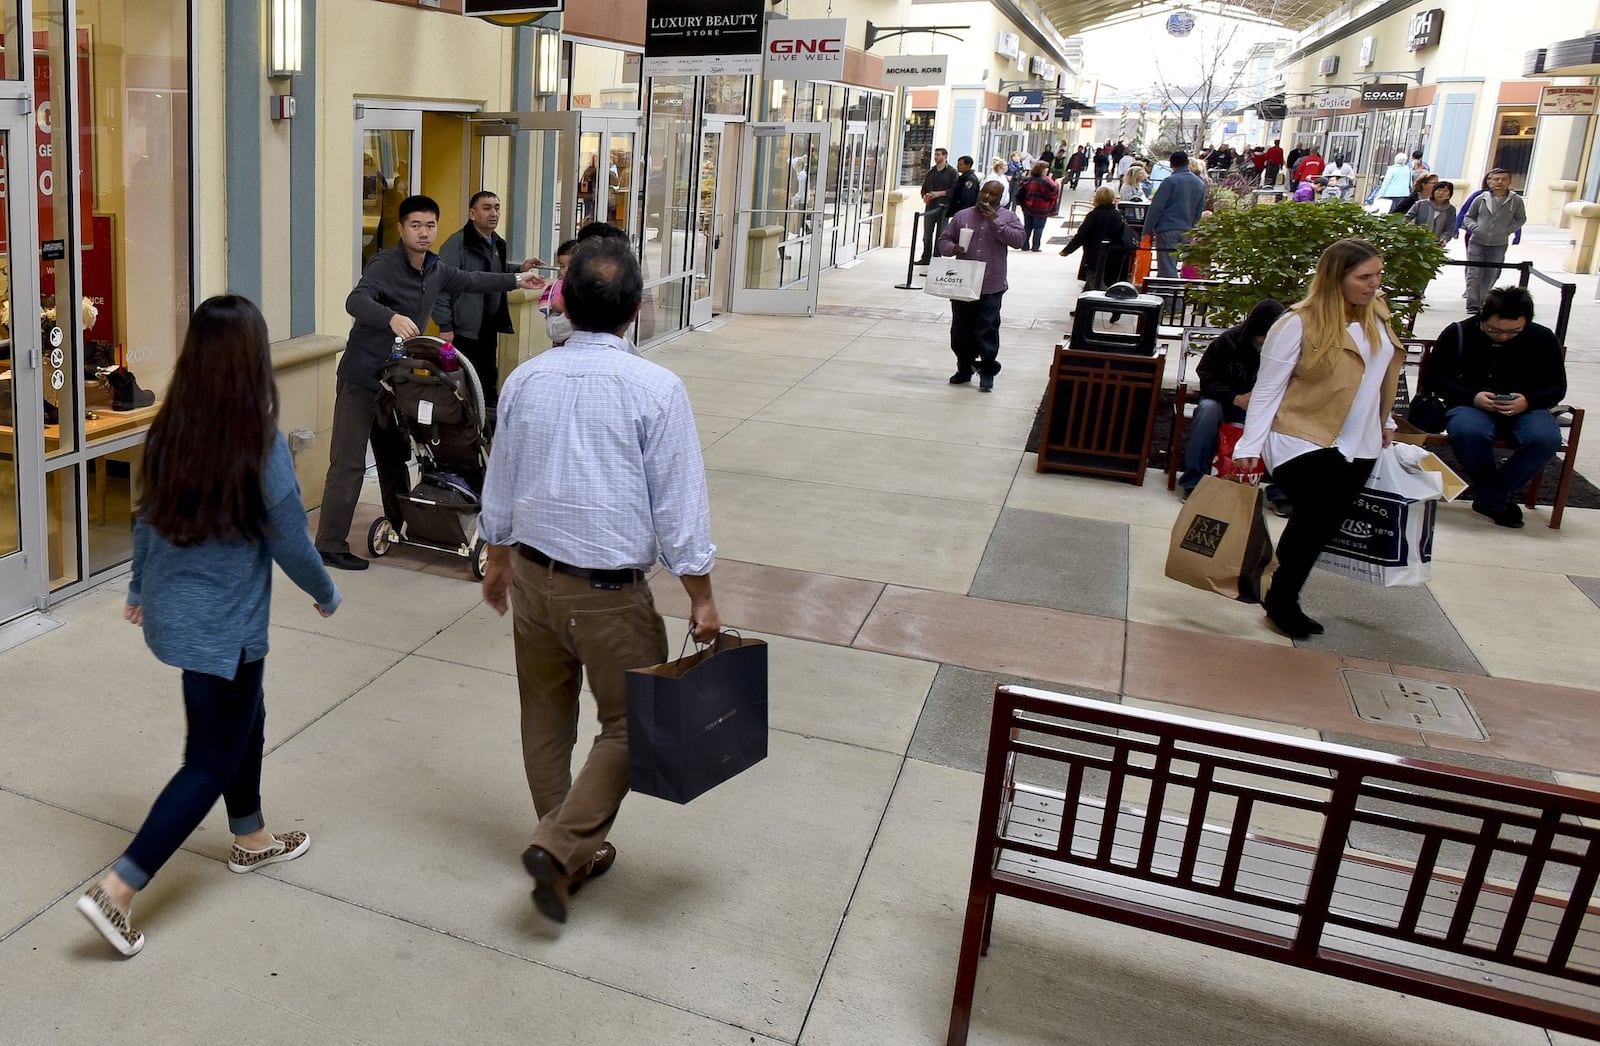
[644,0,765,77]
[764,18,846,81]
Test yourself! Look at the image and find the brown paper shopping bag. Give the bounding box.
[1164,475,1275,603]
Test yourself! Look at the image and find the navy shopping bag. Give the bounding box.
[625,632,769,804]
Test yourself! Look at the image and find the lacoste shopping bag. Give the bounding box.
[1165,475,1275,603]
[626,632,769,804]
[922,257,986,301]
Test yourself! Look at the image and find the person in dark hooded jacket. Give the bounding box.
[1178,298,1291,514]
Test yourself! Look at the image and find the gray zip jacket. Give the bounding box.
[342,246,520,391]
[1462,191,1526,247]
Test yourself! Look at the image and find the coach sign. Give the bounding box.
[1360,83,1409,110]
[643,0,765,77]
[764,18,847,81]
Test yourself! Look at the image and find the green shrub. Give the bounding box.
[1179,200,1445,330]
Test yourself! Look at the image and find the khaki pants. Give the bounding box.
[510,553,668,873]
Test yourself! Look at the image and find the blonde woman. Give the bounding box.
[982,158,1011,208]
[1232,239,1405,639]
[1119,165,1149,201]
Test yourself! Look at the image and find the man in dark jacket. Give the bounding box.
[1178,299,1290,513]
[316,194,542,570]
[1092,147,1110,187]
[1424,286,1566,529]
[947,156,983,216]
[432,190,540,407]
[918,148,960,265]
[1144,150,1207,278]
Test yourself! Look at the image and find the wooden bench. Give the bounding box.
[1164,326,1227,490]
[1397,338,1585,530]
[1141,276,1225,343]
[948,685,1600,1045]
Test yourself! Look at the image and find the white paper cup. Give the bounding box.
[958,228,974,249]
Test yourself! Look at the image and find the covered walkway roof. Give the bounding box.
[1035,0,1350,40]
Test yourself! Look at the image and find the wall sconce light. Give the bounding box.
[533,27,560,98]
[269,0,303,79]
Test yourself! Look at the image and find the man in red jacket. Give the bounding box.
[1291,147,1324,185]
[1263,139,1284,187]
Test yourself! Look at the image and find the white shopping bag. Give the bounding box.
[922,258,987,302]
[1315,445,1445,587]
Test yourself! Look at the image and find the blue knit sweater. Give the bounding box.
[127,433,340,678]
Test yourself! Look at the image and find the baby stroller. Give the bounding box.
[366,335,494,579]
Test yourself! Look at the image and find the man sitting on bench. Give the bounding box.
[1178,299,1292,516]
[1423,286,1567,530]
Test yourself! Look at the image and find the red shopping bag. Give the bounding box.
[1214,423,1267,485]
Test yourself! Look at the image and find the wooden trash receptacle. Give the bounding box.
[1036,344,1166,484]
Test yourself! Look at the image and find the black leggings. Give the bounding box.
[1266,448,1376,607]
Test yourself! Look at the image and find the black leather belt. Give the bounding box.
[518,544,644,584]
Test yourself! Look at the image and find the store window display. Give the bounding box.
[16,0,191,587]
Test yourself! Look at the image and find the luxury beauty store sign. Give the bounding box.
[643,0,765,76]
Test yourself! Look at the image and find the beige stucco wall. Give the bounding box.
[1280,0,1600,208]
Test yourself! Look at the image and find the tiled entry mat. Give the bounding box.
[1341,670,1488,741]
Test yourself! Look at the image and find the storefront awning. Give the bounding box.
[1538,33,1600,76]
[1232,93,1286,120]
[1036,0,1351,39]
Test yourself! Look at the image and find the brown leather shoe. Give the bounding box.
[568,842,617,894]
[521,845,570,924]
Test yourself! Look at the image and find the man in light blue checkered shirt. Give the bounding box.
[480,235,720,926]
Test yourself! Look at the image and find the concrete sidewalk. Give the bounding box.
[2,201,1597,1044]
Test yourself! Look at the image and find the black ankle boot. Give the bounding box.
[105,368,155,410]
[1263,593,1324,638]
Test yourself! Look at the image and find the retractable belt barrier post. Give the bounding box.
[896,212,924,290]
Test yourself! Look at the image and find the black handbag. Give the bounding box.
[1407,389,1449,433]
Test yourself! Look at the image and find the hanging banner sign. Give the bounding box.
[881,54,948,87]
[643,0,765,77]
[764,18,847,81]
[1314,94,1354,110]
[1360,84,1409,109]
[1007,90,1045,113]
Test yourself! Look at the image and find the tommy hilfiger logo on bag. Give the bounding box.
[1181,515,1227,557]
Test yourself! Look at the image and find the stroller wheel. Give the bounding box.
[471,538,489,581]
[368,517,397,557]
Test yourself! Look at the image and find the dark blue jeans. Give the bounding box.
[1023,213,1049,251]
[1445,405,1562,509]
[114,655,268,890]
[949,291,1005,377]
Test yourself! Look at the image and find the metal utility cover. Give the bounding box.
[1342,670,1488,741]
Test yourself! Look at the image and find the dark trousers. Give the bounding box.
[115,656,268,890]
[1264,163,1280,187]
[315,380,412,555]
[1023,213,1049,251]
[1266,448,1376,609]
[510,554,668,873]
[454,333,500,407]
[949,291,1004,377]
[920,205,949,261]
[1068,170,1081,189]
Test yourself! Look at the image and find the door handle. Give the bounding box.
[713,234,722,250]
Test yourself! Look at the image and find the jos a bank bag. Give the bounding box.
[1164,476,1276,603]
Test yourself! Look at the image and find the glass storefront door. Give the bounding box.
[832,123,867,267]
[0,115,47,620]
[689,123,736,328]
[355,107,423,277]
[731,121,830,316]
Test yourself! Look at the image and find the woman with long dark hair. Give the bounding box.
[1232,240,1404,639]
[77,295,340,957]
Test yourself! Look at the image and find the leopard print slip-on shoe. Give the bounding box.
[76,884,144,957]
[227,830,311,874]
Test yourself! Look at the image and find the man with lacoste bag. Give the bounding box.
[935,180,1026,393]
[1165,474,1276,603]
